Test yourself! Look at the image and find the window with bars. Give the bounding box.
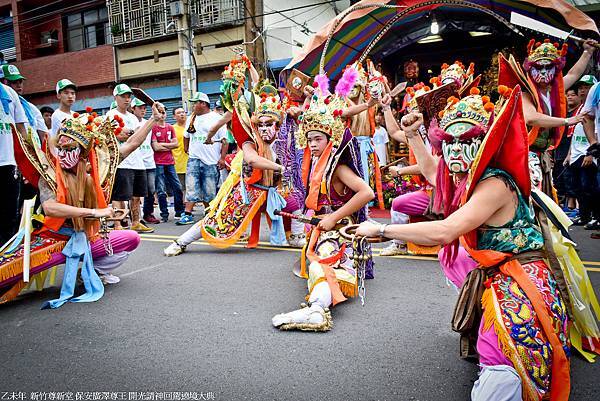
[66,7,111,51]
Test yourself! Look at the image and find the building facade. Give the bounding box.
[107,0,259,117]
[2,0,116,113]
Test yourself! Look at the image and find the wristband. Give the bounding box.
[379,223,388,238]
[91,209,97,218]
[564,118,569,126]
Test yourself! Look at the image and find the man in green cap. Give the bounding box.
[51,78,77,139]
[1,65,47,143]
[0,67,28,245]
[107,84,154,233]
[1,64,49,218]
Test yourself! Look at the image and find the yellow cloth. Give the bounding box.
[173,124,188,174]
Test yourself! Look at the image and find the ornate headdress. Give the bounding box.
[220,55,252,112]
[438,88,494,131]
[438,61,479,96]
[57,107,119,157]
[366,59,386,99]
[404,82,432,113]
[296,75,346,149]
[221,55,251,85]
[525,39,567,68]
[253,84,283,123]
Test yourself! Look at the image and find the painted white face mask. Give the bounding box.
[257,118,277,143]
[528,151,543,190]
[530,62,556,85]
[441,123,482,174]
[58,146,81,169]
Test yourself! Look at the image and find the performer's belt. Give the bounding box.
[451,250,545,359]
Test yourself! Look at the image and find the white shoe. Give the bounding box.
[99,273,120,285]
[164,241,185,257]
[379,242,408,256]
[288,233,307,248]
[272,304,332,331]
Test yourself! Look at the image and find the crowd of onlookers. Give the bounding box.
[553,74,600,238]
[0,63,234,243]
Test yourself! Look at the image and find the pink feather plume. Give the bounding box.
[335,67,359,98]
[313,74,330,96]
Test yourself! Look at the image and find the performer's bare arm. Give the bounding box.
[564,40,598,90]
[205,111,232,144]
[241,141,284,172]
[218,138,228,170]
[582,114,598,145]
[522,92,587,128]
[356,177,513,245]
[184,137,190,154]
[381,94,407,144]
[39,180,114,219]
[341,96,378,119]
[249,62,260,88]
[317,165,375,231]
[389,164,421,177]
[120,103,164,159]
[401,112,439,185]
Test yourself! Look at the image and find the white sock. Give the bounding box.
[177,222,203,246]
[308,281,332,310]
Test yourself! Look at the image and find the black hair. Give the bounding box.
[40,106,54,114]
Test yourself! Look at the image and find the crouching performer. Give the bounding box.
[357,85,593,400]
[1,103,164,307]
[272,74,375,332]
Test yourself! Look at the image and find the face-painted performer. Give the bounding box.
[271,74,375,332]
[358,84,600,400]
[338,61,385,209]
[164,57,307,256]
[498,38,597,196]
[2,103,165,306]
[381,61,477,257]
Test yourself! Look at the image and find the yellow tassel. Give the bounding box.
[0,241,65,282]
[201,192,266,249]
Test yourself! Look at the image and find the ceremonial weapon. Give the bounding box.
[510,12,600,49]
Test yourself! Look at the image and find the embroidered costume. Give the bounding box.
[1,109,141,307]
[272,73,373,332]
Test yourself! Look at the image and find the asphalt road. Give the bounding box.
[1,217,599,401]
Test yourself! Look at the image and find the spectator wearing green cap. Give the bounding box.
[130,98,159,224]
[178,92,227,225]
[565,74,600,230]
[107,83,154,233]
[0,75,28,244]
[1,65,48,219]
[50,79,77,140]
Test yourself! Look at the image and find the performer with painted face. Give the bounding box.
[357,83,600,400]
[1,103,165,306]
[272,74,374,332]
[165,56,306,255]
[341,61,385,208]
[499,38,596,196]
[380,61,477,258]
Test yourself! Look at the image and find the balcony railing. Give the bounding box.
[108,0,244,45]
[190,0,244,29]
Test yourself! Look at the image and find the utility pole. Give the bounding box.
[171,0,194,110]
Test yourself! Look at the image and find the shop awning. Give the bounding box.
[283,0,599,80]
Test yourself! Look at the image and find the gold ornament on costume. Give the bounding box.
[296,86,345,149]
[526,39,567,64]
[439,87,495,131]
[58,108,116,156]
[439,61,475,90]
[221,55,251,85]
[405,82,432,113]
